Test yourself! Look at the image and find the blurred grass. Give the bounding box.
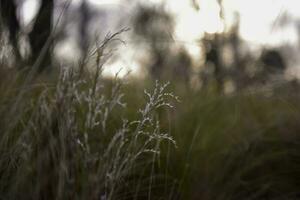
[1,64,300,199]
[124,79,300,199]
[0,66,177,200]
[166,86,300,199]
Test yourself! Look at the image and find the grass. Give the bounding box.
[0,62,178,199]
[2,62,300,199]
[1,37,300,200]
[161,87,300,199]
[102,77,300,199]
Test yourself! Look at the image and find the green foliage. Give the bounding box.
[162,89,300,199]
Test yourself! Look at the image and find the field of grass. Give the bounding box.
[124,80,300,199]
[166,89,300,199]
[1,62,300,199]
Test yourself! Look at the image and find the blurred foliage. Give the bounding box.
[128,1,295,95]
[123,78,300,199]
[131,3,192,82]
[1,0,300,199]
[199,14,291,94]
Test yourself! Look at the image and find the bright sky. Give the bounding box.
[21,0,300,43]
[20,0,300,76]
[164,0,300,48]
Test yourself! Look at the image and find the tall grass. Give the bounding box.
[161,88,300,200]
[0,52,177,200]
[2,65,300,199]
[1,31,300,200]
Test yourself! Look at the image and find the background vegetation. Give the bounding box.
[1,0,300,199]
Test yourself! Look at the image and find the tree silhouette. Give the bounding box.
[261,49,286,74]
[132,4,175,79]
[28,0,54,71]
[0,0,54,71]
[202,33,224,93]
[79,0,92,56]
[0,0,22,63]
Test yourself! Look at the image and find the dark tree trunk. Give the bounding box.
[0,0,22,62]
[29,0,54,72]
[79,0,91,56]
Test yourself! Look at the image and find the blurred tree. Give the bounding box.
[0,0,22,63]
[132,3,192,83]
[0,0,54,71]
[199,0,226,93]
[132,4,175,79]
[260,49,286,74]
[172,47,192,84]
[202,33,224,93]
[200,15,257,93]
[78,0,91,56]
[28,0,54,71]
[227,14,249,91]
[195,1,289,93]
